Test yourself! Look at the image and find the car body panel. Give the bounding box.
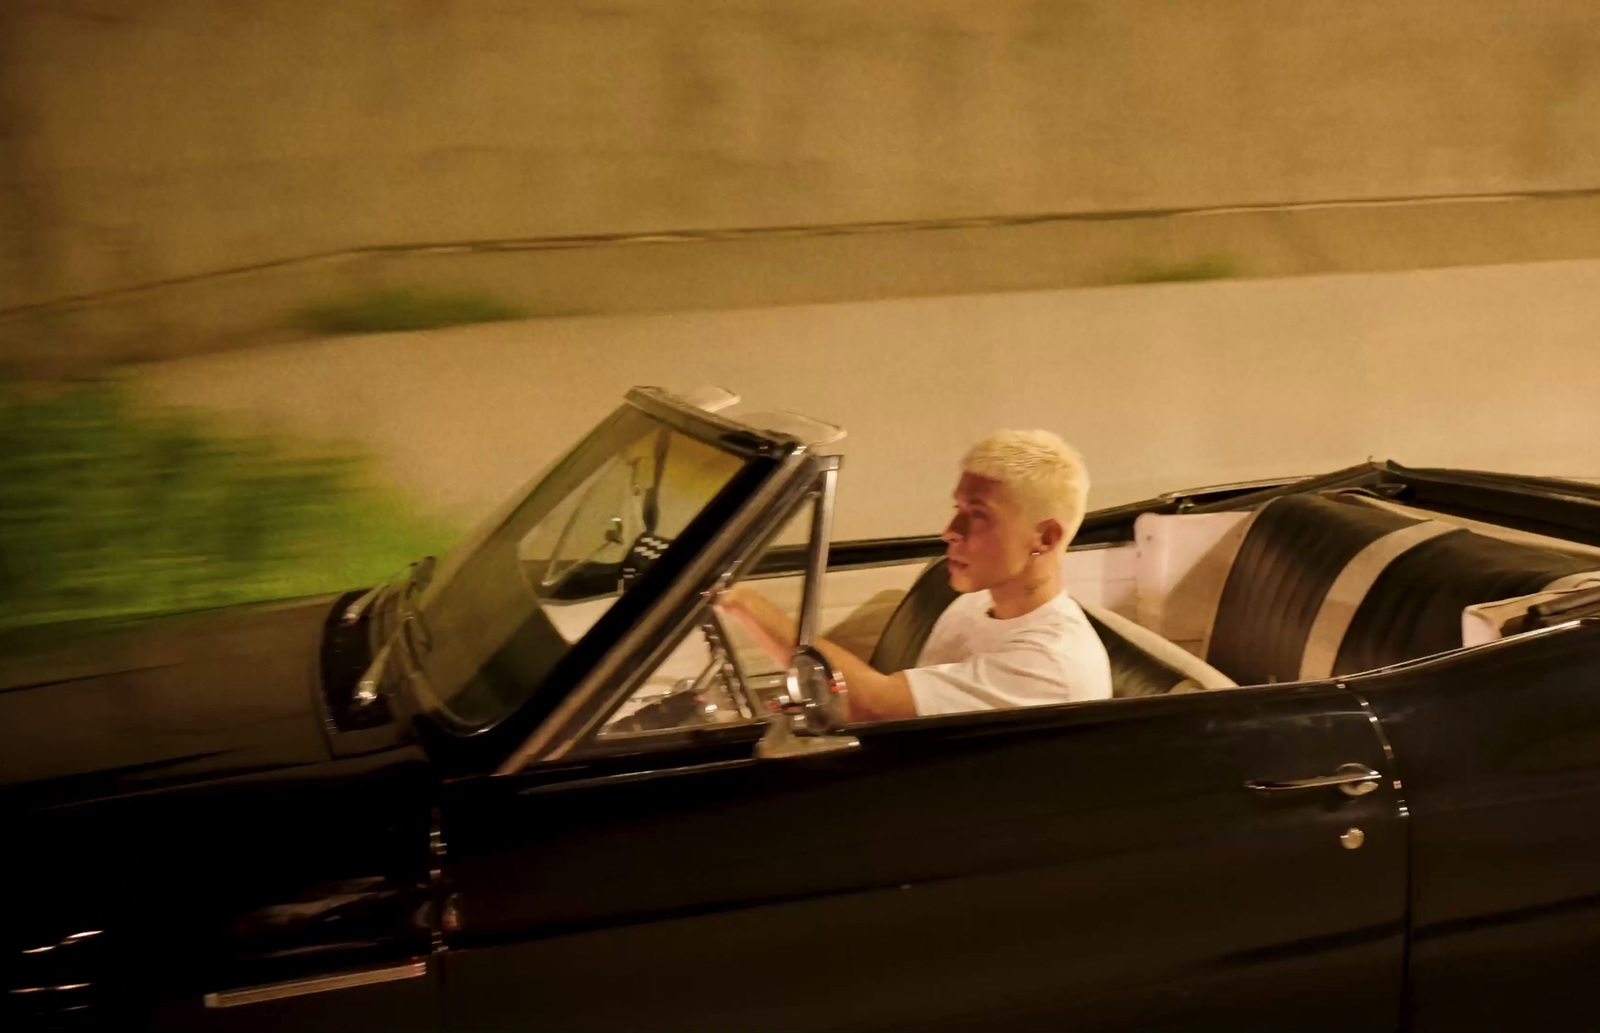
[1355,619,1600,1031]
[1,599,435,1028]
[0,596,341,810]
[6,743,435,1028]
[440,684,1407,1031]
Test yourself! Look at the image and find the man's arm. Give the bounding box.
[716,585,918,723]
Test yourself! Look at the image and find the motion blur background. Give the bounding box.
[3,0,1599,630]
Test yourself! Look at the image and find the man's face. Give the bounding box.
[941,472,1036,593]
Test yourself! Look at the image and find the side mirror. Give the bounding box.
[785,646,849,732]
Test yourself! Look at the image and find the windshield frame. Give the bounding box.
[559,455,842,761]
[392,388,814,773]
[413,387,793,615]
[491,441,822,771]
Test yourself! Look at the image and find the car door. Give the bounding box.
[1355,618,1600,1032]
[438,682,1407,1032]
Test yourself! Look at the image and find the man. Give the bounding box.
[718,429,1113,721]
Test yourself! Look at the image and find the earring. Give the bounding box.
[1029,548,1042,556]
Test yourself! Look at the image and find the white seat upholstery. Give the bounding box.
[1131,510,1257,659]
[1082,603,1238,692]
[1462,573,1600,647]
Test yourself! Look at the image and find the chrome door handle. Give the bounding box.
[1246,762,1382,797]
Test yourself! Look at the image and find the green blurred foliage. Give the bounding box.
[295,286,524,335]
[1114,254,1240,284]
[0,383,456,631]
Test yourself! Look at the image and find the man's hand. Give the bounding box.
[715,584,797,667]
[715,583,918,723]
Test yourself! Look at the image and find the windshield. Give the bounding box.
[395,403,751,730]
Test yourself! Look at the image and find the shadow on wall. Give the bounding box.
[0,382,457,632]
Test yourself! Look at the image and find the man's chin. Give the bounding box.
[945,564,975,593]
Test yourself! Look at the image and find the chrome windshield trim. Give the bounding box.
[626,386,800,458]
[563,465,838,756]
[795,459,839,648]
[1340,618,1588,683]
[496,447,819,771]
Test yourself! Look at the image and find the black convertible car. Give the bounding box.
[5,386,1600,1032]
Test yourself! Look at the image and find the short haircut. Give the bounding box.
[961,430,1091,547]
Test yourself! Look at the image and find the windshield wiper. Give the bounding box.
[345,556,436,712]
[341,556,436,630]
[340,584,386,627]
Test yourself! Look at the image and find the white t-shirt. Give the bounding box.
[903,590,1113,716]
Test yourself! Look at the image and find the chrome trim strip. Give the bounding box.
[518,757,754,795]
[625,386,797,457]
[11,983,91,994]
[1343,617,1587,681]
[1344,685,1412,818]
[203,961,427,1009]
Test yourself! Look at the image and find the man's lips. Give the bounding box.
[947,557,969,571]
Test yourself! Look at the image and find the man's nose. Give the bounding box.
[942,513,967,544]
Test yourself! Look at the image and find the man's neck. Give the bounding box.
[987,558,1061,620]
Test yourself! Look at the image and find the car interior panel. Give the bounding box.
[858,488,1599,700]
[865,557,1236,700]
[1331,523,1597,676]
[1131,509,1255,656]
[1058,539,1139,616]
[1463,577,1600,646]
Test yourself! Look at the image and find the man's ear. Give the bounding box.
[1037,518,1064,552]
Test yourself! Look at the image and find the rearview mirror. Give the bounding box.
[785,646,849,732]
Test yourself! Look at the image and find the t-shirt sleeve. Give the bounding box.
[902,639,1083,716]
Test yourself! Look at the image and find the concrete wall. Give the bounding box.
[6,0,1600,346]
[134,260,1600,542]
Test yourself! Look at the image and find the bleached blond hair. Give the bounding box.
[961,429,1090,548]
